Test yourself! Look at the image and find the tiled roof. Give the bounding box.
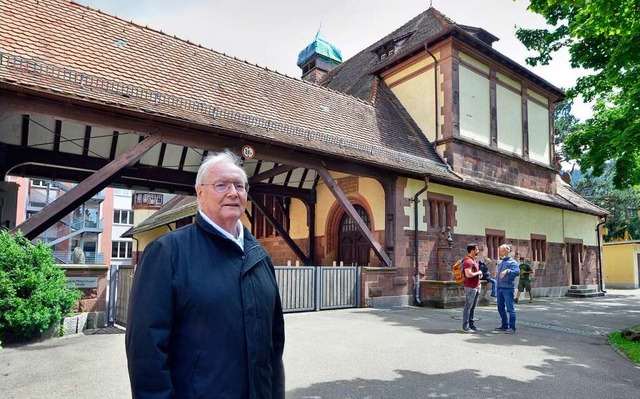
[321,7,562,102]
[459,174,606,216]
[555,176,608,216]
[0,0,453,179]
[122,195,197,237]
[0,1,601,216]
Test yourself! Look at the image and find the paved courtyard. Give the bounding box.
[1,289,640,398]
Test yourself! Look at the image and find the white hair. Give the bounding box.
[499,244,511,252]
[194,149,248,189]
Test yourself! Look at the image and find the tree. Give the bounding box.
[572,165,640,241]
[0,231,81,344]
[553,99,578,163]
[515,0,640,188]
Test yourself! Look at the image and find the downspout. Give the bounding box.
[596,216,607,294]
[425,45,439,143]
[131,236,140,271]
[413,177,429,306]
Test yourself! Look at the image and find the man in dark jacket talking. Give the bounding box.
[125,149,285,399]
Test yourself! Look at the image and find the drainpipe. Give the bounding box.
[596,216,607,294]
[425,45,439,143]
[412,177,429,306]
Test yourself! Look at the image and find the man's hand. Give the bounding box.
[500,270,508,278]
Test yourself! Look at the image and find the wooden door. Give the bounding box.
[338,205,371,266]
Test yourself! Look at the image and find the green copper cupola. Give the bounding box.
[297,28,342,83]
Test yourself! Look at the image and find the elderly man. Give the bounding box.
[125,149,285,399]
[494,244,520,334]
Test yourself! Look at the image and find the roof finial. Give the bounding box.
[430,0,433,7]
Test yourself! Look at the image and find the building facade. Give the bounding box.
[0,1,607,309]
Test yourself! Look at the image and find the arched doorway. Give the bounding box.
[338,205,371,266]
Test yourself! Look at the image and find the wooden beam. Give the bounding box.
[248,183,312,201]
[0,92,400,180]
[314,163,393,267]
[13,135,161,239]
[249,193,311,265]
[250,165,297,183]
[1,145,196,192]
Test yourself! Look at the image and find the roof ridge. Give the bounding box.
[428,6,457,27]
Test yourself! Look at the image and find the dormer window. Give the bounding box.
[373,32,414,61]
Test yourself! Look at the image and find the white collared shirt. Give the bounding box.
[198,210,244,250]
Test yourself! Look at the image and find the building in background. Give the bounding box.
[9,177,106,264]
[603,240,640,289]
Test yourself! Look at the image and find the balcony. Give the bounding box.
[52,251,105,265]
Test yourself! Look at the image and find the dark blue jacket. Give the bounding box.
[496,256,520,289]
[125,213,285,399]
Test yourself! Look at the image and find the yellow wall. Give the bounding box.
[289,198,309,239]
[528,90,549,105]
[403,180,598,245]
[136,226,171,252]
[385,54,444,143]
[403,178,429,231]
[315,175,386,236]
[603,242,640,288]
[527,100,550,165]
[459,64,490,144]
[497,72,521,91]
[459,52,490,73]
[496,84,523,154]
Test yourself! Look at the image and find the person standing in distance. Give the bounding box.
[125,149,285,399]
[460,243,482,333]
[495,244,520,334]
[515,257,534,304]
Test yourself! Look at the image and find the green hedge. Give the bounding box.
[0,231,81,344]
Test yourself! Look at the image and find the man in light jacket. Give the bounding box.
[494,244,520,334]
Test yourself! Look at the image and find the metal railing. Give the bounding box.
[52,251,104,264]
[274,266,360,313]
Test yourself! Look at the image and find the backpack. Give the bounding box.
[452,258,466,285]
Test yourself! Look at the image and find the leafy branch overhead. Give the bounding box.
[515,0,640,188]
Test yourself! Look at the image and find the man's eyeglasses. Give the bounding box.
[201,181,249,193]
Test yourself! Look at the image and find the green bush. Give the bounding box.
[0,231,81,344]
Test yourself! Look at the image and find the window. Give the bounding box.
[111,241,133,258]
[373,32,413,61]
[531,234,547,262]
[31,179,49,187]
[115,188,132,196]
[113,209,134,225]
[427,193,455,230]
[485,229,505,260]
[252,194,289,239]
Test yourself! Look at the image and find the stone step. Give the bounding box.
[566,290,604,298]
[570,285,590,290]
[568,288,597,294]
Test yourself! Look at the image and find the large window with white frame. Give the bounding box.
[112,241,133,258]
[113,209,134,225]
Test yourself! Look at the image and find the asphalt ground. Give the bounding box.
[1,289,639,398]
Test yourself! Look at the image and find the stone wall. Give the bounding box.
[446,141,556,193]
[258,236,309,266]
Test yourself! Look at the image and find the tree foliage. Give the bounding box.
[0,231,81,344]
[554,99,578,163]
[573,165,640,241]
[516,0,640,188]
